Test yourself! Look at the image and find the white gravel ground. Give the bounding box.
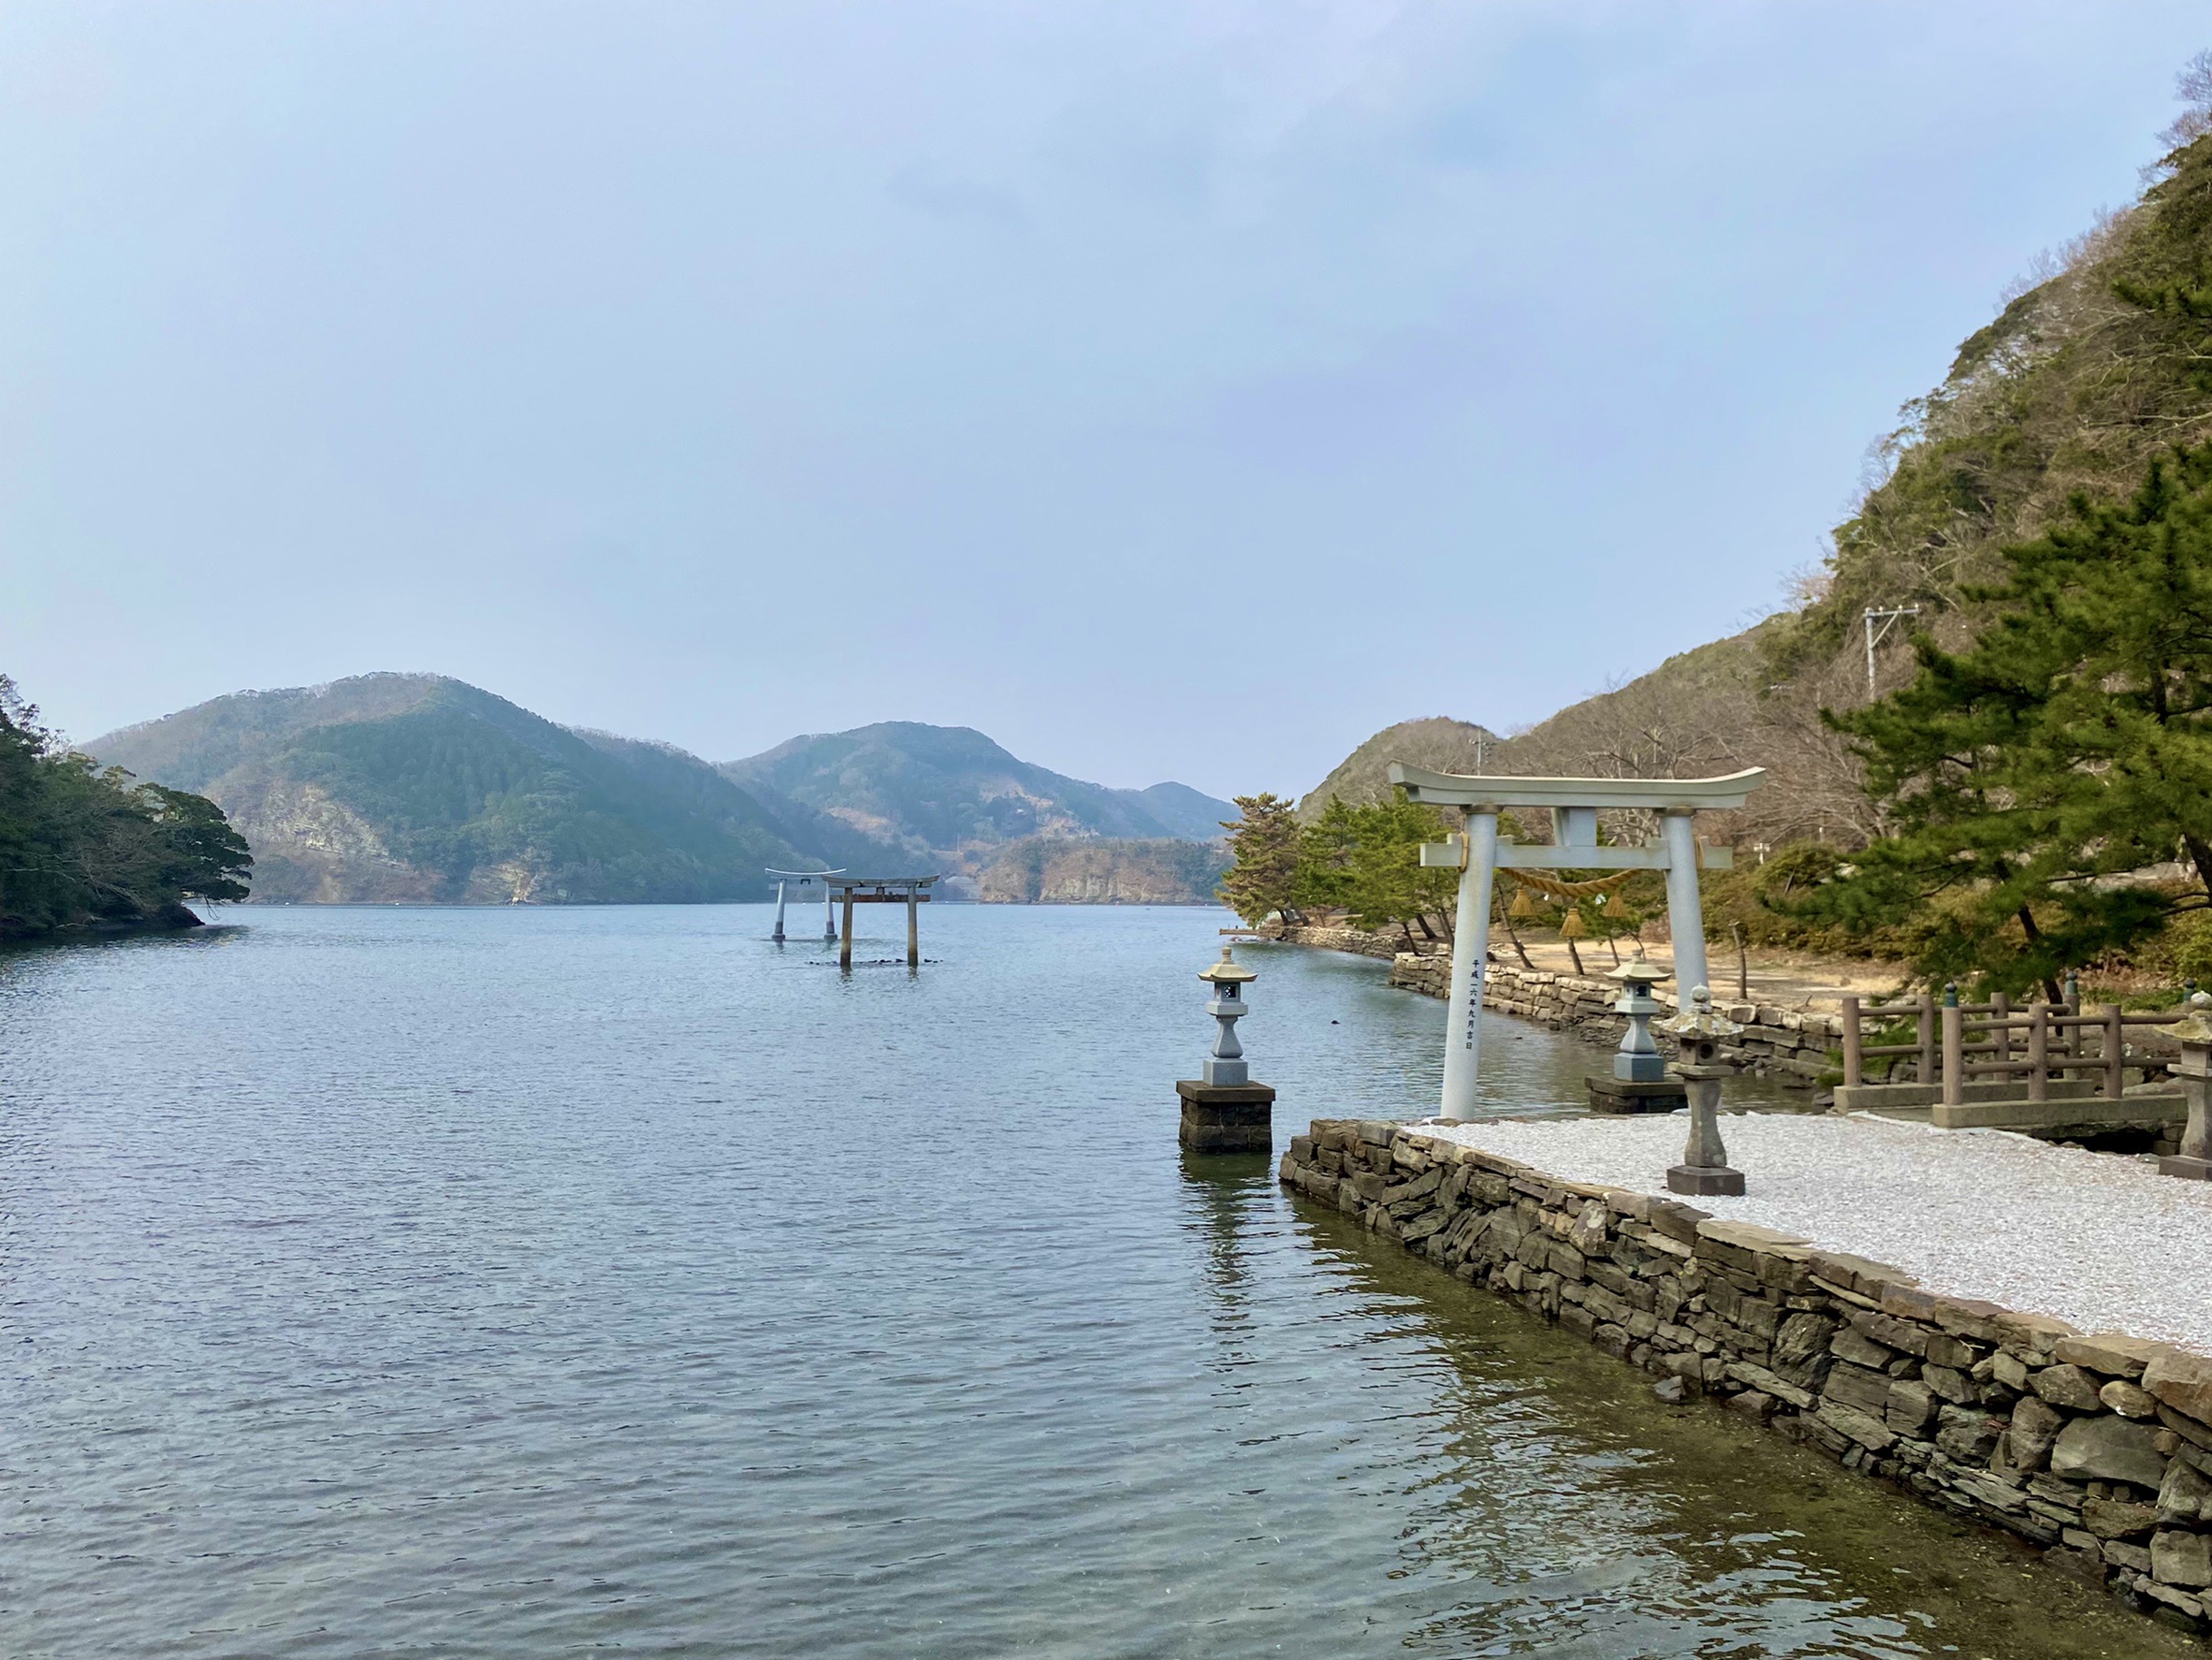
[1417,1112,2212,1355]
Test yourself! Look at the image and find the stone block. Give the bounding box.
[1825,1362,1895,1418]
[1401,1211,1448,1245]
[2051,1416,2169,1489]
[1922,1363,1974,1405]
[1816,1400,1897,1453]
[2103,1379,2160,1420]
[2085,1495,2161,1539]
[1936,1406,2003,1463]
[2161,1459,2212,1525]
[2104,1539,2155,1573]
[1887,1379,1940,1439]
[1926,1332,1981,1371]
[2011,1397,2066,1473]
[1992,1311,2081,1356]
[2145,1349,2212,1431]
[2057,1332,2167,1379]
[2032,1364,2107,1412]
[1646,1201,1710,1245]
[1847,1309,1930,1358]
[2153,1529,2212,1589]
[1772,1312,1839,1391]
[1832,1326,1892,1370]
[1726,1390,1777,1421]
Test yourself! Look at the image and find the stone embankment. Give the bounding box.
[1281,1119,2212,1637]
[1261,924,1841,1083]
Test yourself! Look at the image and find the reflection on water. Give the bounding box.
[0,906,2184,1657]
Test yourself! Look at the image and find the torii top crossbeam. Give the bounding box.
[1385,763,1766,1120]
[1389,765,1765,811]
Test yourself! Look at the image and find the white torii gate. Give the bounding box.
[766,868,846,943]
[1387,764,1767,1121]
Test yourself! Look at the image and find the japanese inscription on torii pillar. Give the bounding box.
[1386,764,1767,1121]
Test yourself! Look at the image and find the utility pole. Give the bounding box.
[1862,604,1921,693]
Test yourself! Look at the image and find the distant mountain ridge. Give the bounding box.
[88,677,1233,904]
[720,721,1230,861]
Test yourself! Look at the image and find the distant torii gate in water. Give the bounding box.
[766,868,846,943]
[1387,764,1767,1121]
[827,874,940,970]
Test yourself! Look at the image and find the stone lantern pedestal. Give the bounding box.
[1587,955,1688,1114]
[1179,946,1274,1153]
[1658,986,1746,1197]
[2162,992,2212,1181]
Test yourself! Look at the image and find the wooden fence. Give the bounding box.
[1841,990,2185,1104]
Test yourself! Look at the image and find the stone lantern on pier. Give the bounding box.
[2163,990,2212,1181]
[1657,985,1747,1196]
[1587,955,1688,1114]
[1177,946,1275,1153]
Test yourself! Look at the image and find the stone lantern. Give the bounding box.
[2163,990,2212,1181]
[1198,945,1257,1084]
[1587,954,1687,1114]
[1178,946,1275,1153]
[1656,984,1747,1196]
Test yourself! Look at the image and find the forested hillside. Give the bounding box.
[92,676,824,903]
[720,721,1232,878]
[0,675,250,939]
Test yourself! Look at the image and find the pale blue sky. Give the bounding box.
[3,3,2205,796]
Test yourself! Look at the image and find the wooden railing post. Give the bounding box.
[2029,1001,2048,1100]
[2106,1004,2126,1099]
[1942,984,1963,1107]
[1991,991,2010,1075]
[1841,996,1863,1088]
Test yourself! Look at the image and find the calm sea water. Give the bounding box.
[0,905,2189,1658]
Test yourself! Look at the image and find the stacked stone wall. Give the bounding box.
[1282,1119,2212,1637]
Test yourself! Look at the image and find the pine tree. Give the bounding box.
[1217,793,1304,926]
[1812,442,2212,992]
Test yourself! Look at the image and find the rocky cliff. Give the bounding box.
[977,837,1229,904]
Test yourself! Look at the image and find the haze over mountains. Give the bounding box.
[89,676,1233,905]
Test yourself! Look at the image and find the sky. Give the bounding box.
[2,3,2207,799]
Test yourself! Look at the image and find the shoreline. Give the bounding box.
[1259,921,1844,1085]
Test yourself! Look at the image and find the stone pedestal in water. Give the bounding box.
[1587,955,1687,1114]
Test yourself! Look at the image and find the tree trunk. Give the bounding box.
[1503,916,1535,970]
[2013,903,2064,1003]
[2184,833,2212,901]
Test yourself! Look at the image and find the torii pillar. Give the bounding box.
[1390,764,1766,1121]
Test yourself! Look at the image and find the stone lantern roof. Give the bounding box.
[1199,945,1257,985]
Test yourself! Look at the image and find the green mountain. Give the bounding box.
[88,675,847,903]
[87,682,1234,905]
[719,721,1234,878]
